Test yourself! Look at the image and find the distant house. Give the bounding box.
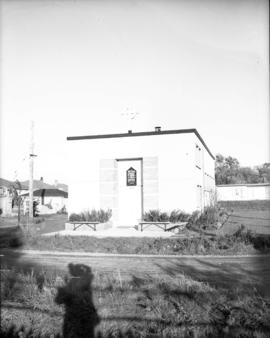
[20,178,68,214]
[0,177,68,216]
[0,178,14,216]
[217,183,270,201]
[19,178,57,194]
[67,127,215,228]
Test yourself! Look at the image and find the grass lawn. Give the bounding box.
[1,216,270,257]
[219,200,270,235]
[219,200,270,211]
[1,261,270,337]
[21,230,270,255]
[0,214,67,234]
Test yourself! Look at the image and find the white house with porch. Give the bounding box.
[67,127,215,228]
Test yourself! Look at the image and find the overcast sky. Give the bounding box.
[0,0,269,183]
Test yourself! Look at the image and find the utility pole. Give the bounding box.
[29,121,37,223]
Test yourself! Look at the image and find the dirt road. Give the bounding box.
[2,250,270,295]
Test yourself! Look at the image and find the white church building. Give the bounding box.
[67,127,215,227]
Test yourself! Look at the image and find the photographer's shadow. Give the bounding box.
[55,263,100,338]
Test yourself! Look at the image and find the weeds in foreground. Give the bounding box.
[1,265,270,337]
[0,226,25,249]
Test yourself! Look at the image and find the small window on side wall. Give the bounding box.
[195,144,202,169]
[196,184,202,210]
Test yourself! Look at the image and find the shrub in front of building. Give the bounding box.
[69,209,112,223]
[143,209,190,223]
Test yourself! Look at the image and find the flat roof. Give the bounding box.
[67,128,215,159]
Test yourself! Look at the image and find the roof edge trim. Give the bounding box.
[67,128,215,160]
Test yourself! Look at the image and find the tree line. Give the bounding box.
[215,154,270,185]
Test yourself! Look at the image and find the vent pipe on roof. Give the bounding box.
[40,177,43,182]
[155,126,161,132]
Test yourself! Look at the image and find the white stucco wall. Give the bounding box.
[67,131,215,224]
[217,184,270,201]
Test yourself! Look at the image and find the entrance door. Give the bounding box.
[117,159,142,227]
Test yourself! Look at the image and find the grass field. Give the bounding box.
[219,200,270,211]
[218,200,270,235]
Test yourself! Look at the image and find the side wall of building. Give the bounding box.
[192,134,216,209]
